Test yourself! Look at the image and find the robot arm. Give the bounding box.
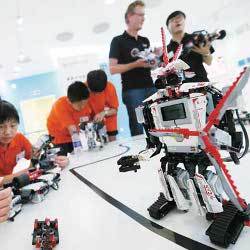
[117,148,157,173]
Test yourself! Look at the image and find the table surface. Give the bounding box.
[0,135,250,250]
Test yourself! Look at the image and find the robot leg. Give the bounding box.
[147,161,176,219]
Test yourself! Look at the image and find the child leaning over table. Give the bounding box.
[0,100,68,186]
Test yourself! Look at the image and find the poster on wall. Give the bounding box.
[20,95,56,143]
[57,54,99,94]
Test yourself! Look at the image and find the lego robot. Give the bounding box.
[5,135,61,221]
[6,167,61,221]
[80,121,108,150]
[131,47,161,69]
[32,218,59,250]
[33,134,61,170]
[117,28,250,247]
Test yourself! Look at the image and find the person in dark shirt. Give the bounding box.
[166,11,214,82]
[109,1,156,136]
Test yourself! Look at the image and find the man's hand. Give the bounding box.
[54,156,69,169]
[134,58,151,68]
[192,36,213,65]
[192,36,211,56]
[0,187,12,223]
[94,111,106,123]
[153,47,163,57]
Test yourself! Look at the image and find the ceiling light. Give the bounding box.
[56,32,74,42]
[93,22,110,34]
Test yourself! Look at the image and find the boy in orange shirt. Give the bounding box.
[0,100,68,185]
[87,70,119,141]
[47,81,92,155]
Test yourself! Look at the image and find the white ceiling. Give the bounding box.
[0,0,249,80]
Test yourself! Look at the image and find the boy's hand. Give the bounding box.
[54,156,69,169]
[32,147,41,159]
[0,187,12,223]
[94,111,106,123]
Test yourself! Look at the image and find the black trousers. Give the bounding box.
[54,142,74,156]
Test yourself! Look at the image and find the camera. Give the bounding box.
[182,29,226,55]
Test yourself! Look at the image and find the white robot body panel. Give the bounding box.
[149,94,207,153]
[206,171,224,199]
[179,81,214,92]
[209,126,232,149]
[187,179,206,216]
[158,168,173,201]
[9,196,22,219]
[167,175,190,211]
[195,173,223,213]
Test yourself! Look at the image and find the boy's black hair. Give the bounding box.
[0,100,20,124]
[67,81,90,103]
[166,10,186,27]
[87,70,108,93]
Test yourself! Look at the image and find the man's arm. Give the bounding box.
[191,40,213,66]
[109,37,150,75]
[202,54,213,65]
[109,58,150,75]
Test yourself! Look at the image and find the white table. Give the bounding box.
[1,136,249,250]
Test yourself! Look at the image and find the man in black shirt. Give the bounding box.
[166,11,214,82]
[109,1,155,136]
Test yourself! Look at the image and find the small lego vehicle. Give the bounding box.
[32,218,59,250]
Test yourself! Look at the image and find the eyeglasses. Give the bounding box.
[132,12,145,17]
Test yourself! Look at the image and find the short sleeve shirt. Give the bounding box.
[47,97,93,144]
[0,133,32,176]
[109,31,153,90]
[167,33,215,82]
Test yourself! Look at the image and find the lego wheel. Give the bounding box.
[206,212,215,221]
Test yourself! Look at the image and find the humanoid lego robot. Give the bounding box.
[117,28,250,247]
[80,121,108,150]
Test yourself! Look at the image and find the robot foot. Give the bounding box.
[205,212,222,221]
[147,192,176,220]
[206,201,245,248]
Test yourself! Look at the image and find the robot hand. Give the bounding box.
[117,155,141,173]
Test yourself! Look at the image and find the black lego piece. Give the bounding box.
[206,201,245,247]
[148,192,176,220]
[117,155,141,172]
